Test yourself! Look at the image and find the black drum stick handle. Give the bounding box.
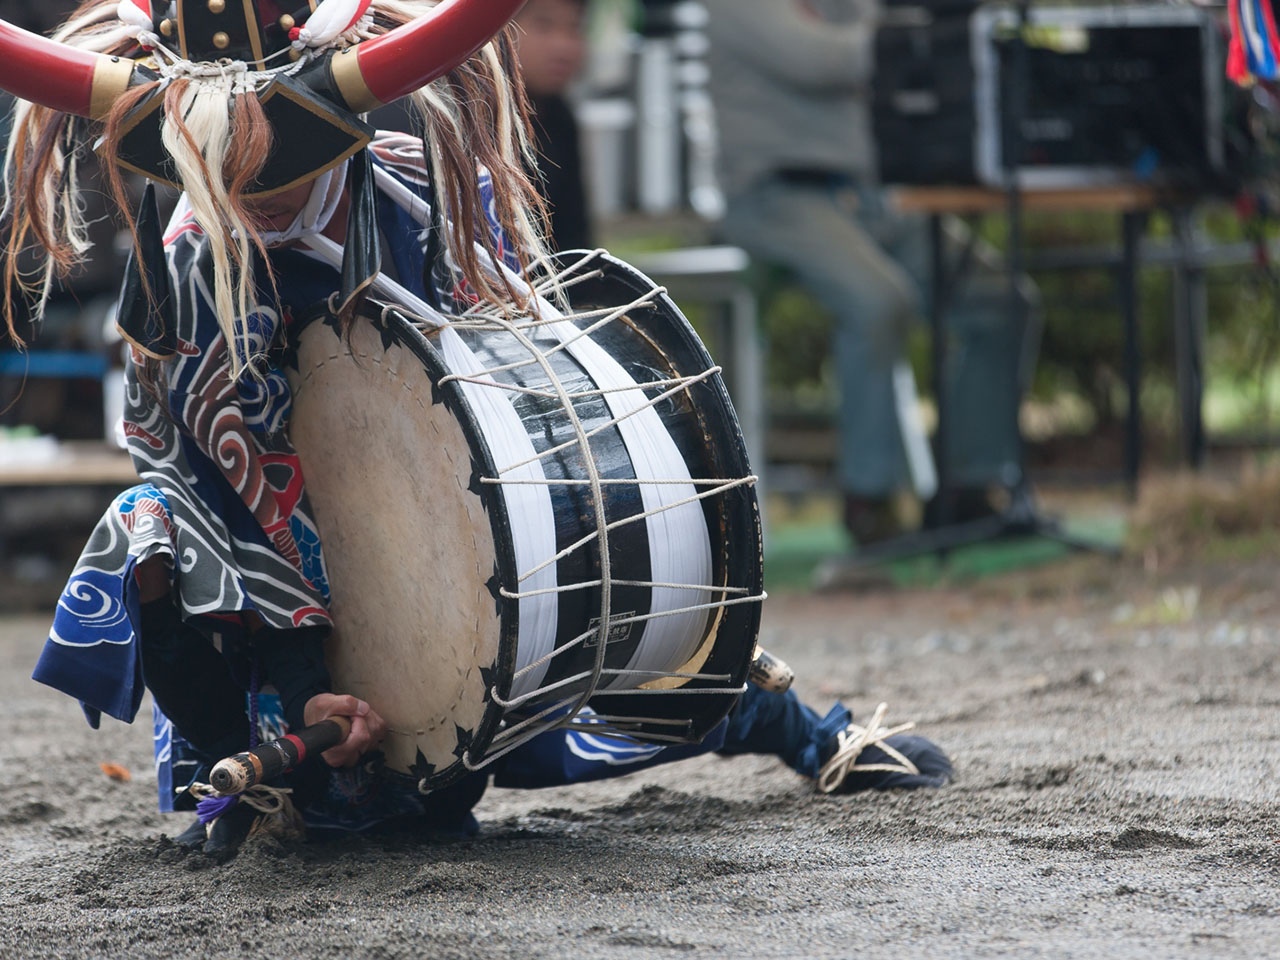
[209,716,352,796]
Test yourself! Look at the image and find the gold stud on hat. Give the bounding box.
[159,19,174,37]
[212,31,230,50]
[279,14,296,30]
[208,0,227,13]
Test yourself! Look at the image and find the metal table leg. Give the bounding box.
[1171,207,1207,469]
[729,285,767,534]
[928,214,951,532]
[1120,212,1145,500]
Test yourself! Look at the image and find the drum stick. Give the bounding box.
[209,716,352,796]
[749,645,794,694]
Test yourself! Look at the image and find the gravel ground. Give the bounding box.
[1,560,1278,959]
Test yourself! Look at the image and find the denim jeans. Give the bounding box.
[717,178,1039,495]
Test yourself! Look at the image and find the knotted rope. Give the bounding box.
[816,702,921,794]
[188,782,294,825]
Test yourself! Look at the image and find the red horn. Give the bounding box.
[0,18,135,119]
[329,0,527,112]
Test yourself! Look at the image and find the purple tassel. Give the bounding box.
[196,793,238,825]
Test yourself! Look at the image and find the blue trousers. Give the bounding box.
[493,685,849,789]
[718,178,1039,495]
[189,686,853,833]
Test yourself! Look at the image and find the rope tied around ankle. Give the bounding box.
[816,702,920,794]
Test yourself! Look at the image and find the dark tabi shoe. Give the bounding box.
[171,817,209,850]
[816,703,952,794]
[202,802,262,858]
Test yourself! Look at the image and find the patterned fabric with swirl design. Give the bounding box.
[33,134,450,735]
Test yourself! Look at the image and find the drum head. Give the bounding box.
[286,310,517,790]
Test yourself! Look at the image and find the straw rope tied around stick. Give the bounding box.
[188,781,295,826]
[185,716,352,838]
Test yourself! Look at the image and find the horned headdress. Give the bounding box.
[1,1,542,376]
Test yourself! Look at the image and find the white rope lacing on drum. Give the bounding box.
[502,580,753,600]
[492,667,741,713]
[479,301,656,334]
[436,253,760,610]
[423,370,706,402]
[452,291,658,328]
[488,477,744,487]
[476,694,598,759]
[447,255,734,692]
[479,371,726,475]
[482,595,766,721]
[455,306,616,773]
[437,288,665,383]
[446,248,767,771]
[510,477,758,583]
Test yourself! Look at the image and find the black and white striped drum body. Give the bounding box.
[285,251,764,790]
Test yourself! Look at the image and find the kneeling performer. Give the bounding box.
[1,0,950,855]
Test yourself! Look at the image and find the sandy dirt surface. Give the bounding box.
[1,561,1278,959]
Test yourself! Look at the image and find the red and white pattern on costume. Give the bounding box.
[118,491,175,541]
[164,210,201,246]
[103,218,334,629]
[174,332,305,571]
[123,420,164,449]
[260,451,307,520]
[99,132,481,632]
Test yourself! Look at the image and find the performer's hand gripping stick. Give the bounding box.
[209,717,351,796]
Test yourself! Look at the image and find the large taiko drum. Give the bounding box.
[284,250,764,791]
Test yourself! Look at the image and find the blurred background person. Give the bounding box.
[514,0,593,252]
[371,0,593,251]
[704,0,1037,545]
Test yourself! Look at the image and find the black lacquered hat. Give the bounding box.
[0,0,526,197]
